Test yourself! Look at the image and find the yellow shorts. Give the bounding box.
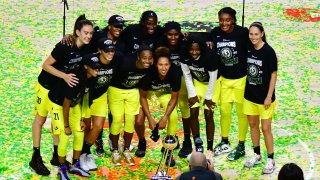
[82,91,108,118]
[220,76,246,103]
[49,101,82,135]
[212,76,221,103]
[34,82,50,117]
[108,86,140,116]
[243,99,276,119]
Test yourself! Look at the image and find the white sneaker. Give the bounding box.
[86,154,97,171]
[244,153,263,168]
[263,158,276,174]
[79,153,90,172]
[213,142,232,156]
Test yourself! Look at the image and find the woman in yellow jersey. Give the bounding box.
[181,35,219,154]
[29,15,93,176]
[108,45,153,166]
[138,47,181,166]
[210,7,249,161]
[243,22,278,174]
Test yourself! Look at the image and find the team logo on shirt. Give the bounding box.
[247,57,263,85]
[217,41,239,66]
[91,57,99,62]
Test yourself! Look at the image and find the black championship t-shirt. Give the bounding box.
[244,43,278,104]
[117,24,163,55]
[38,42,90,90]
[110,55,149,89]
[84,52,120,106]
[48,69,87,107]
[181,48,219,82]
[210,25,249,79]
[140,65,181,97]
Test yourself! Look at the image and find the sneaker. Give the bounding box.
[150,124,160,142]
[165,150,175,167]
[50,153,60,166]
[122,149,135,166]
[135,139,147,157]
[244,153,263,168]
[69,162,90,177]
[213,141,232,156]
[95,139,105,157]
[227,144,245,161]
[79,153,90,172]
[263,158,276,174]
[57,165,70,180]
[29,156,50,176]
[111,150,122,166]
[86,154,98,171]
[178,140,192,158]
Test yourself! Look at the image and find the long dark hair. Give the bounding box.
[249,22,267,42]
[71,14,93,47]
[218,7,237,25]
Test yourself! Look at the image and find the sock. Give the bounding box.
[72,158,79,165]
[81,141,93,155]
[253,146,261,155]
[33,147,40,158]
[207,139,213,151]
[184,133,190,141]
[221,138,229,144]
[267,153,274,159]
[139,138,146,143]
[53,145,58,156]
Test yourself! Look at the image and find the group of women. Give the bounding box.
[29,6,278,179]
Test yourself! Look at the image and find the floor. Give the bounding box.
[0,0,319,179]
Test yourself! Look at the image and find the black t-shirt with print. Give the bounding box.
[117,24,163,55]
[181,48,219,82]
[210,25,249,79]
[244,43,278,104]
[84,52,121,106]
[38,42,90,90]
[140,65,181,96]
[48,68,87,107]
[110,55,149,89]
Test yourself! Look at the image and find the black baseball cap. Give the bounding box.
[108,15,124,26]
[98,38,115,52]
[84,56,101,69]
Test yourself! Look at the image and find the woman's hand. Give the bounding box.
[264,97,272,109]
[64,126,72,135]
[63,73,79,87]
[188,96,199,108]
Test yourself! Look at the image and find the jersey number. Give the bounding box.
[54,113,59,120]
[37,97,42,104]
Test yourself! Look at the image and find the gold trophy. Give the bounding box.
[151,135,178,180]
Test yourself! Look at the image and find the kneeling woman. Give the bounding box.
[243,22,278,174]
[139,47,181,166]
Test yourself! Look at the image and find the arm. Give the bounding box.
[42,55,79,87]
[203,70,218,110]
[158,91,179,130]
[181,62,196,98]
[139,89,156,130]
[264,71,277,109]
[62,97,72,135]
